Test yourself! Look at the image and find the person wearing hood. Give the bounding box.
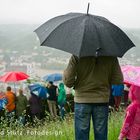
[119,85,140,140]
[57,83,66,120]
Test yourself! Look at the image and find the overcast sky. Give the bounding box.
[0,0,140,28]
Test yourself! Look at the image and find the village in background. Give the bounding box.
[0,24,140,79]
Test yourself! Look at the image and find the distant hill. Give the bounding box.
[123,28,140,56]
[0,24,70,58]
[0,24,140,58]
[0,24,38,51]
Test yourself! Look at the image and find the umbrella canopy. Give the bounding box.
[43,73,62,82]
[35,12,135,58]
[121,65,140,86]
[28,84,48,98]
[0,98,7,110]
[0,71,29,82]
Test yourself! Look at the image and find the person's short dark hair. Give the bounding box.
[19,89,23,94]
[7,86,11,91]
[49,81,53,85]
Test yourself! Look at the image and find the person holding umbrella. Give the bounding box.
[29,92,42,121]
[35,4,134,140]
[28,84,48,119]
[63,55,123,140]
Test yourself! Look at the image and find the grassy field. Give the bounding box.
[0,111,125,140]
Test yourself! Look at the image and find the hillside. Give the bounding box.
[0,24,140,65]
[0,24,70,58]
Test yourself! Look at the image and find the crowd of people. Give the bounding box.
[0,81,74,126]
[0,73,140,140]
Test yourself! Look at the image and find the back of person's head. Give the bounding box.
[59,83,64,89]
[129,85,140,103]
[49,81,53,85]
[58,83,66,93]
[19,89,23,95]
[7,86,11,91]
[47,81,53,88]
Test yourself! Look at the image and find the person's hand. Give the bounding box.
[72,55,79,64]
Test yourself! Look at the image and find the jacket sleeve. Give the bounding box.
[110,58,123,85]
[63,55,79,88]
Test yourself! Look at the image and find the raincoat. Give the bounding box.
[119,85,140,140]
[57,83,66,105]
[5,91,16,112]
[16,94,28,116]
[29,93,42,115]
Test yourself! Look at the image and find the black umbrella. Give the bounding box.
[35,5,135,57]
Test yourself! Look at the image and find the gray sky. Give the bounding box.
[0,0,140,28]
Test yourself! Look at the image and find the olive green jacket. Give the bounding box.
[16,94,28,116]
[63,55,123,103]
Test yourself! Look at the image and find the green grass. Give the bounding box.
[108,111,124,140]
[0,111,125,140]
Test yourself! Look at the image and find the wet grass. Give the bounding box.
[0,111,125,140]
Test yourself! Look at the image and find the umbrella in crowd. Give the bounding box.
[0,91,7,111]
[0,71,29,92]
[28,84,48,98]
[35,4,135,58]
[0,71,29,82]
[0,98,7,111]
[43,73,62,82]
[121,65,140,86]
